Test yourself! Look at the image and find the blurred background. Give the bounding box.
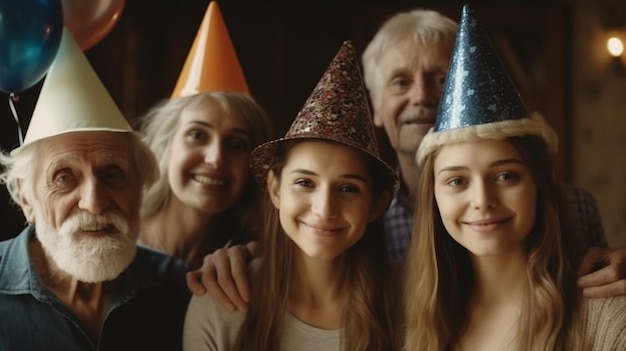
[1,0,625,246]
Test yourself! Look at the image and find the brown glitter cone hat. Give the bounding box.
[250,41,398,192]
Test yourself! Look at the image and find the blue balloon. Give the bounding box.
[0,0,63,93]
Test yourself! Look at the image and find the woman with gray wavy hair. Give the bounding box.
[136,92,273,269]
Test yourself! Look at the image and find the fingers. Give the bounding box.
[577,247,626,297]
[184,243,257,312]
[203,248,241,311]
[581,279,626,298]
[187,255,237,311]
[185,270,207,295]
[220,246,253,311]
[245,241,261,258]
[577,264,621,288]
[576,247,607,276]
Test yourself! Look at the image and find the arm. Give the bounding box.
[185,241,260,311]
[563,185,626,297]
[182,290,245,351]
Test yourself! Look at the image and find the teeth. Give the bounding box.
[81,225,110,231]
[193,175,225,186]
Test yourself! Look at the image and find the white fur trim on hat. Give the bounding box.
[416,112,558,167]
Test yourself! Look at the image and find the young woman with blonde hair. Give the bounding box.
[404,5,626,350]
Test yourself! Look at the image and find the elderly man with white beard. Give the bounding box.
[0,30,190,351]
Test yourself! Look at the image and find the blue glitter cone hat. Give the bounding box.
[250,41,398,193]
[416,4,558,167]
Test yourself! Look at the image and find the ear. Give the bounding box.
[267,170,281,210]
[17,179,35,223]
[368,190,391,223]
[369,91,384,127]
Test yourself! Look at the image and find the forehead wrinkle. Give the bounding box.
[46,150,132,174]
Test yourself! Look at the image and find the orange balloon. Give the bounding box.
[61,0,125,50]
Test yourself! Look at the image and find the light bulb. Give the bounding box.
[607,37,624,57]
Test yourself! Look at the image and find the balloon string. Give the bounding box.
[8,93,24,145]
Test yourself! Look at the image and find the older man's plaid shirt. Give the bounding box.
[384,183,607,262]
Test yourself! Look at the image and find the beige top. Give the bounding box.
[182,265,342,351]
[581,295,626,350]
[183,294,342,351]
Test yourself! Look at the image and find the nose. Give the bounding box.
[470,181,497,210]
[410,75,439,107]
[78,176,111,214]
[311,188,339,219]
[204,141,224,168]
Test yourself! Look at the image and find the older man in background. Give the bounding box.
[361,9,626,298]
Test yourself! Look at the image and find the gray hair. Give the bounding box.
[137,91,274,219]
[362,9,458,98]
[0,133,159,210]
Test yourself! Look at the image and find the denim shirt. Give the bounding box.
[0,226,191,351]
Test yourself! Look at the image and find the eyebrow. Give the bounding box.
[186,120,250,137]
[291,169,369,183]
[436,158,524,175]
[47,151,131,169]
[385,67,409,83]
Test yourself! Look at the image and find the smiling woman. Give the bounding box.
[132,1,275,269]
[182,41,401,351]
[136,92,273,269]
[404,6,626,351]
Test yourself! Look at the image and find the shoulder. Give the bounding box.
[129,247,191,297]
[183,284,246,350]
[582,296,626,349]
[558,184,601,220]
[558,184,598,205]
[133,246,189,278]
[557,183,606,247]
[584,295,626,320]
[0,227,34,290]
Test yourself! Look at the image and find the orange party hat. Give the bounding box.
[171,1,249,98]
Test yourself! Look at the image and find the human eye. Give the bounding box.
[103,167,125,180]
[294,179,314,189]
[54,170,76,184]
[49,168,77,192]
[389,76,411,94]
[434,73,447,88]
[185,129,207,142]
[495,171,519,183]
[98,165,127,187]
[339,184,361,193]
[446,177,467,187]
[226,137,251,153]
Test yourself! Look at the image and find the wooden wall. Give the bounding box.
[0,0,571,239]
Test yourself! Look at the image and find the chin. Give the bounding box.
[53,234,138,282]
[69,238,137,282]
[35,211,139,283]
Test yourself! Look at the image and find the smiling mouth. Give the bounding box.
[402,118,433,126]
[192,174,227,186]
[302,222,344,236]
[463,218,511,232]
[78,225,117,236]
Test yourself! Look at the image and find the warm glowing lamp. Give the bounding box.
[607,37,624,57]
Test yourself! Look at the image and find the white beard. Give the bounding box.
[34,208,138,283]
